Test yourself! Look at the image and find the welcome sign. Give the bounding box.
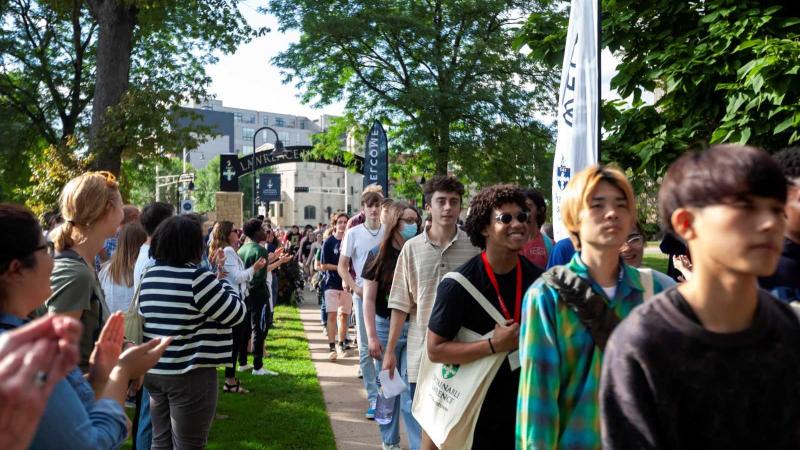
[363,121,389,194]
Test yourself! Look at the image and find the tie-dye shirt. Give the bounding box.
[516,253,664,449]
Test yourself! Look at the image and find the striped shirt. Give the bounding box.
[516,253,664,449]
[386,227,479,383]
[139,263,246,375]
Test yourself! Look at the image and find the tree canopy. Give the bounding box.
[0,0,258,212]
[520,0,800,178]
[270,0,557,189]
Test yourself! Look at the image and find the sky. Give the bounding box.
[202,3,639,124]
[202,1,346,119]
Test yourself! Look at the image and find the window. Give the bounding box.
[263,116,269,125]
[234,112,242,122]
[287,118,296,128]
[336,178,340,187]
[243,114,255,124]
[242,144,253,154]
[269,204,275,217]
[278,132,289,144]
[275,117,285,127]
[300,120,306,130]
[325,206,332,220]
[304,205,316,220]
[279,203,284,218]
[350,186,354,195]
[242,127,255,141]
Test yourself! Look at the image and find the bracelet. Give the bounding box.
[487,338,496,354]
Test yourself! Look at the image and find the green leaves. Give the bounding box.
[269,0,557,187]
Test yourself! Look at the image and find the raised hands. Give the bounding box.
[0,315,82,450]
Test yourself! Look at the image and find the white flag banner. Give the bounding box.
[552,0,600,242]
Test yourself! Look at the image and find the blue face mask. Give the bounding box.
[399,223,418,240]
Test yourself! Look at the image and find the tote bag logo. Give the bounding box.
[441,363,460,379]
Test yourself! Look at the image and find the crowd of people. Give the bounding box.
[1,143,799,449]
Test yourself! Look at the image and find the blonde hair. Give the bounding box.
[51,171,120,252]
[106,222,147,287]
[561,165,636,250]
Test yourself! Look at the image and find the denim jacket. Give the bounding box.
[0,313,128,450]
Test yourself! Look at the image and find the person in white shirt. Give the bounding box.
[99,222,148,312]
[209,221,267,391]
[131,201,174,450]
[339,187,386,420]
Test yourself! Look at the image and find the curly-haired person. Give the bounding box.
[759,146,800,301]
[424,184,544,449]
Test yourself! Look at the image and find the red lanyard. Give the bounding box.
[481,252,522,323]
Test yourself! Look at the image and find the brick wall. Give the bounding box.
[215,192,244,228]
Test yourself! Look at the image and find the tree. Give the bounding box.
[270,0,557,178]
[119,154,183,207]
[193,155,220,213]
[86,0,260,175]
[520,0,800,179]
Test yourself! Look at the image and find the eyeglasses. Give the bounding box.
[34,242,55,257]
[494,212,530,225]
[625,234,644,247]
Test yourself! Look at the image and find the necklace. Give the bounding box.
[365,223,381,237]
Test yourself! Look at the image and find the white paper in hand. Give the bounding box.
[378,368,406,399]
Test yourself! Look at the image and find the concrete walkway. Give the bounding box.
[298,289,409,450]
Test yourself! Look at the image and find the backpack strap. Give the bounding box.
[638,268,655,301]
[541,266,620,352]
[442,272,507,326]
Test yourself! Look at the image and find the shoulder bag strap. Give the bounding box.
[790,302,800,325]
[442,272,507,326]
[128,267,149,316]
[638,268,654,300]
[541,266,620,352]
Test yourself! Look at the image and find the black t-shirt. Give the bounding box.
[321,235,343,291]
[428,254,543,449]
[602,287,800,449]
[361,245,400,319]
[301,239,313,258]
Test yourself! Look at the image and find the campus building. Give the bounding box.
[185,100,363,227]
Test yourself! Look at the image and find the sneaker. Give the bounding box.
[337,345,347,359]
[365,402,376,420]
[252,368,278,376]
[357,367,363,379]
[237,364,253,372]
[382,444,402,450]
[328,349,337,361]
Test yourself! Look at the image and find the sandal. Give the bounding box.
[223,380,249,394]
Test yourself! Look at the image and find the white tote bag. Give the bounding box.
[412,272,509,449]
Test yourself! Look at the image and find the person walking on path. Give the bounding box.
[322,212,351,361]
[382,176,480,450]
[601,145,800,449]
[759,146,800,302]
[362,201,422,449]
[516,166,665,449]
[426,185,543,449]
[339,189,386,420]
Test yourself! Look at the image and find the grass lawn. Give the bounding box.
[642,252,669,274]
[124,305,335,450]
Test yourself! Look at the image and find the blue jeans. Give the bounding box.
[353,294,378,406]
[136,386,152,450]
[376,316,421,450]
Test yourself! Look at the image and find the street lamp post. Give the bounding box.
[252,126,284,218]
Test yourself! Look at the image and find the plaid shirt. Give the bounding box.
[516,253,664,449]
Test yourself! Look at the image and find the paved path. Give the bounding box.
[298,289,409,450]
